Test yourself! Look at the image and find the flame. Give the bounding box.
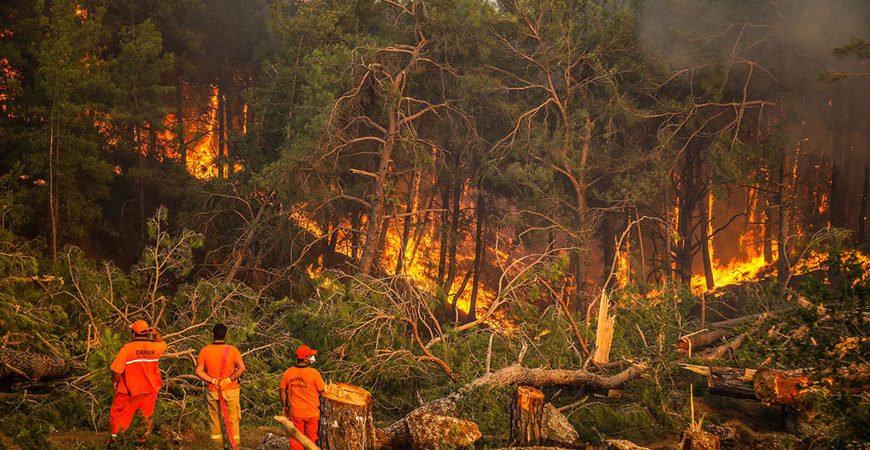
[614,251,630,289]
[185,86,220,178]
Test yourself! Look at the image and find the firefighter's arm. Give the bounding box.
[195,360,219,386]
[112,370,122,385]
[228,353,246,382]
[279,383,289,415]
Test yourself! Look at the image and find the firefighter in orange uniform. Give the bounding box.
[280,345,326,450]
[108,319,167,441]
[196,323,246,449]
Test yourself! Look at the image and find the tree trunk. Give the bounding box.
[48,104,58,261]
[358,115,395,275]
[176,78,186,169]
[776,145,789,285]
[437,183,450,285]
[0,349,80,390]
[444,162,462,290]
[396,171,417,275]
[318,383,376,450]
[510,385,545,446]
[351,212,361,262]
[225,82,235,178]
[272,416,319,450]
[701,182,715,291]
[859,142,869,245]
[217,83,225,180]
[468,189,485,322]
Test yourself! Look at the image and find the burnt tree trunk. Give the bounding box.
[176,78,186,169]
[444,159,462,291]
[859,141,869,245]
[318,383,376,450]
[776,144,790,285]
[225,77,235,178]
[467,188,485,322]
[396,171,418,274]
[437,182,450,284]
[510,386,545,445]
[217,82,225,180]
[700,177,715,291]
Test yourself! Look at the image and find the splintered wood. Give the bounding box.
[592,292,615,365]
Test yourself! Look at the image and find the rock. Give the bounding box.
[405,412,482,450]
[541,403,579,446]
[257,432,287,450]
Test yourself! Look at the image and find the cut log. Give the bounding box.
[273,416,319,450]
[752,369,810,406]
[681,365,757,398]
[405,413,482,450]
[0,348,81,391]
[318,383,376,450]
[511,386,545,445]
[605,439,650,450]
[541,403,579,446]
[676,330,728,355]
[679,429,720,450]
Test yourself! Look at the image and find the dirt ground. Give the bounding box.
[0,426,281,450]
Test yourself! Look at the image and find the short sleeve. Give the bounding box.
[279,371,288,390]
[110,346,127,374]
[196,348,206,367]
[313,370,326,392]
[233,346,243,365]
[155,341,168,355]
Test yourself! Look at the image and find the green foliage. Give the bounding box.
[453,385,513,446]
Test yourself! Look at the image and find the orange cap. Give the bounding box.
[130,320,152,334]
[296,345,317,359]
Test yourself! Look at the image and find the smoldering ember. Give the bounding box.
[0,0,867,449]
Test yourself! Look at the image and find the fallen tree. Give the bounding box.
[0,348,82,390]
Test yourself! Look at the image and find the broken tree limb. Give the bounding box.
[677,330,728,355]
[273,415,320,450]
[709,314,766,329]
[318,383,376,450]
[696,334,746,362]
[471,362,648,389]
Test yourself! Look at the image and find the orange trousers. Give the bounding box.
[288,416,318,450]
[109,391,158,435]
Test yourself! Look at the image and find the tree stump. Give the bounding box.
[318,382,376,450]
[679,429,720,450]
[511,385,546,445]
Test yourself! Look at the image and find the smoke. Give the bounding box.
[637,0,869,237]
